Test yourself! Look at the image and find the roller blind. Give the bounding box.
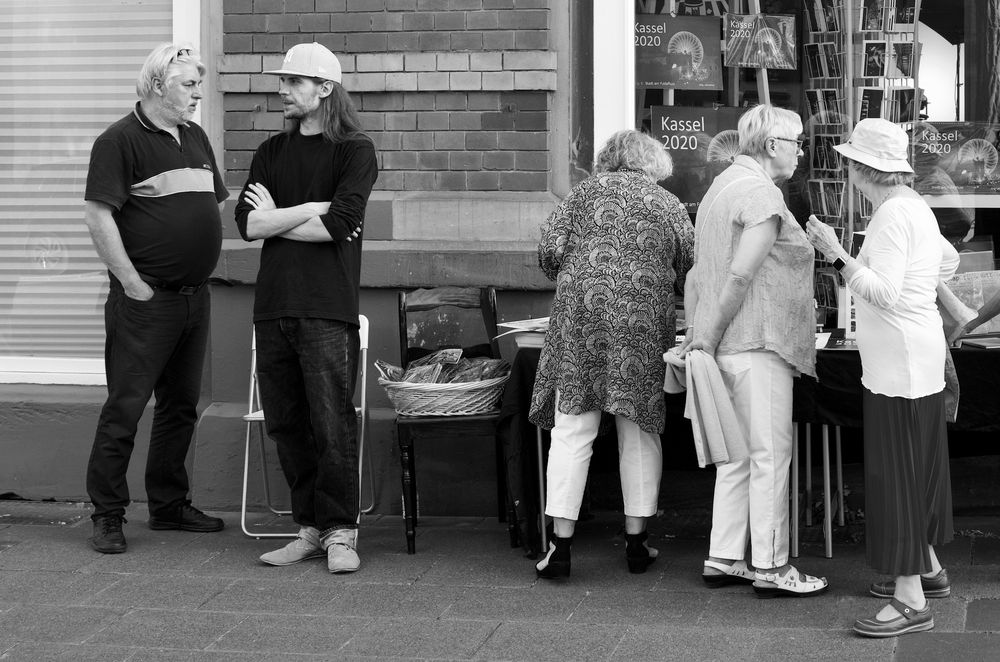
[0,0,172,365]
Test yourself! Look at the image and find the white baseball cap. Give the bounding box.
[264,42,342,83]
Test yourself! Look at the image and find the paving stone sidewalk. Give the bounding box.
[1,499,999,661]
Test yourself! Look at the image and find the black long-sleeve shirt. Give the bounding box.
[234,131,378,325]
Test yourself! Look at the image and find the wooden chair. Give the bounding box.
[240,315,375,538]
[395,286,515,553]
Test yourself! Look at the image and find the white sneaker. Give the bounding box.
[323,528,360,574]
[259,526,324,566]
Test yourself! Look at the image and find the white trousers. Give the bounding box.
[544,392,663,521]
[708,350,794,569]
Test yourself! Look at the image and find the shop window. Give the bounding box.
[0,0,174,384]
[633,0,805,220]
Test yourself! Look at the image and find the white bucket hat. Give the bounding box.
[832,118,913,173]
[264,42,342,83]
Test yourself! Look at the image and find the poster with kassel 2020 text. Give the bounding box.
[651,105,747,214]
[635,14,723,90]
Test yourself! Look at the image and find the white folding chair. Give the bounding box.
[240,314,376,538]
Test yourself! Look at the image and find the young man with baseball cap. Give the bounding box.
[235,42,378,573]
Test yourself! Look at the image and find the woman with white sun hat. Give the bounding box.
[806,117,961,638]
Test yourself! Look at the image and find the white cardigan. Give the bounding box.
[847,197,960,398]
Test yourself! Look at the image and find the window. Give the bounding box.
[0,0,188,384]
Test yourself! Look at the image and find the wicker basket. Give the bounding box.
[379,374,510,417]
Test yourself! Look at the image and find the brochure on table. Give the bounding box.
[496,317,548,349]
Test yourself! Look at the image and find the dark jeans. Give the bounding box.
[255,318,360,533]
[87,280,210,520]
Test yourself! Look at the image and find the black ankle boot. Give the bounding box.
[535,535,572,579]
[625,531,656,574]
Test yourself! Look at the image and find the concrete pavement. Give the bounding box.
[1,472,1000,660]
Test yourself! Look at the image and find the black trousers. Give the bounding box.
[254,318,360,533]
[86,280,210,520]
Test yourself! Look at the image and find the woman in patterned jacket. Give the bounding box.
[530,129,695,579]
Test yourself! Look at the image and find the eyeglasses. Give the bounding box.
[172,47,193,62]
[772,136,804,149]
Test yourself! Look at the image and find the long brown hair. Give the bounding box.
[314,81,369,144]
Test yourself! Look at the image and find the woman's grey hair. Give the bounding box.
[738,104,803,158]
[594,129,673,181]
[849,159,916,186]
[136,43,205,99]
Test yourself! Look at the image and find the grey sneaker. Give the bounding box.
[259,526,324,566]
[323,528,360,574]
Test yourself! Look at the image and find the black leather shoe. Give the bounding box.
[89,515,127,554]
[854,598,934,638]
[148,503,224,532]
[870,568,950,599]
[536,535,572,579]
[625,531,657,574]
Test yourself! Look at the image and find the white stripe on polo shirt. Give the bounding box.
[130,167,217,197]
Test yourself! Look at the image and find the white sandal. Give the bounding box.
[753,564,828,598]
[702,559,755,587]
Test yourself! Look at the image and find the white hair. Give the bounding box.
[136,43,205,99]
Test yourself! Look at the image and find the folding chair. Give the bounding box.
[240,314,375,538]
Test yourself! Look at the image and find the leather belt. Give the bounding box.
[139,275,206,296]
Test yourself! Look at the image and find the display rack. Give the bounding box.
[850,0,922,233]
[804,0,922,323]
[803,1,852,320]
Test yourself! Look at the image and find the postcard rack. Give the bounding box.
[804,0,922,322]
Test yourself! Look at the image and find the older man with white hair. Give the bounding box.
[84,43,229,554]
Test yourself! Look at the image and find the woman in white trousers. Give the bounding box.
[529,130,695,579]
[681,105,827,598]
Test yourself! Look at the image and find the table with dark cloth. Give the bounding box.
[495,347,546,557]
[498,341,1000,557]
[795,343,1000,432]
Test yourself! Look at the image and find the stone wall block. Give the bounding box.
[502,50,556,71]
[513,70,556,90]
[219,54,262,73]
[481,71,514,90]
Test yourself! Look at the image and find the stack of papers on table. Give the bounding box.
[961,336,1000,349]
[496,317,548,349]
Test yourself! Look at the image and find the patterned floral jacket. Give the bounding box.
[529,169,695,434]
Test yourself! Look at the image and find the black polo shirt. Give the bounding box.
[85,103,228,285]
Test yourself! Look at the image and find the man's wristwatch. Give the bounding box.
[833,257,846,271]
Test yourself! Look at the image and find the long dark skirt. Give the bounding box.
[863,388,953,576]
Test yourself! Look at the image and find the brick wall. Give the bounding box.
[220,0,557,193]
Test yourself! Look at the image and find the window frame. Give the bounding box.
[0,0,206,385]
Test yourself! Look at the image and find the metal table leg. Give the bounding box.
[821,425,833,559]
[791,423,799,558]
[536,426,548,553]
[835,426,845,526]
